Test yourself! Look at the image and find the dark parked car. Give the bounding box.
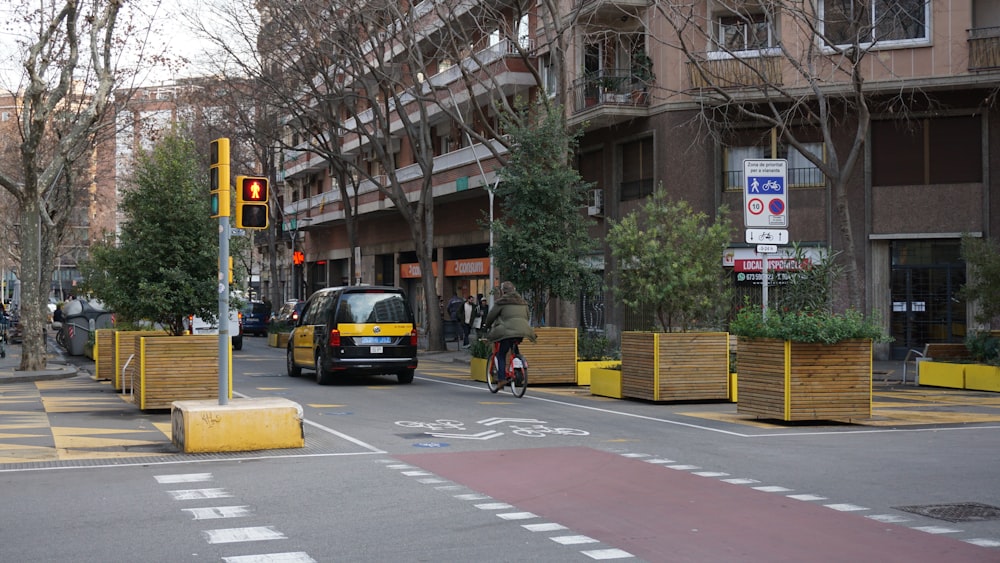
[242,301,270,336]
[272,299,305,329]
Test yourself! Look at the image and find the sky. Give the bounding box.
[0,0,230,90]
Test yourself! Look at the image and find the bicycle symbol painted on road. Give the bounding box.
[509,425,589,438]
[395,419,466,432]
[394,418,589,440]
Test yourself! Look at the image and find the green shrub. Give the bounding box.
[469,338,491,359]
[578,332,619,360]
[966,331,1000,366]
[730,305,890,344]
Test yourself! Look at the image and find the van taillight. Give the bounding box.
[410,329,418,346]
[328,329,341,347]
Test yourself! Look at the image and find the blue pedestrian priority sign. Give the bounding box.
[744,159,788,228]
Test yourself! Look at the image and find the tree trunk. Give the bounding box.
[18,201,46,371]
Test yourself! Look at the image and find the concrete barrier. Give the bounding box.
[171,398,305,453]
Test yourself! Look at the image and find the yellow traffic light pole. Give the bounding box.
[211,138,232,405]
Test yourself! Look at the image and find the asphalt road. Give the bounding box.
[1,336,999,562]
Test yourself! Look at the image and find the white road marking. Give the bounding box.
[475,502,514,510]
[693,471,729,477]
[667,464,700,470]
[753,486,793,493]
[722,478,760,485]
[912,525,961,534]
[454,493,490,500]
[643,458,675,464]
[788,494,827,501]
[965,538,1000,547]
[825,503,869,512]
[203,526,286,544]
[183,506,252,520]
[523,522,568,532]
[866,514,910,523]
[223,553,316,563]
[582,548,635,560]
[401,470,431,476]
[498,511,538,520]
[167,488,232,501]
[418,478,446,484]
[154,473,212,484]
[551,535,599,545]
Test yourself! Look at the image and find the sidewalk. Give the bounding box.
[0,339,79,383]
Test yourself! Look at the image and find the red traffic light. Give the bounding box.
[240,177,268,202]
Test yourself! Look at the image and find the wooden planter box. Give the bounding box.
[94,329,116,381]
[621,332,730,401]
[110,330,171,391]
[736,337,872,422]
[516,327,578,385]
[127,335,232,411]
[590,367,623,398]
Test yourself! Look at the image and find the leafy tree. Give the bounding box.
[491,102,598,325]
[607,187,733,332]
[80,133,217,335]
[960,235,1000,327]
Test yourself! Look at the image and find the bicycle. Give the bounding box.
[485,338,528,397]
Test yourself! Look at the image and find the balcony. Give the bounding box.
[574,0,652,23]
[969,27,1000,71]
[687,54,783,90]
[569,69,651,129]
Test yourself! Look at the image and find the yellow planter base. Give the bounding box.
[591,368,623,398]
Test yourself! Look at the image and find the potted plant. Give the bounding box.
[630,51,654,104]
[469,338,491,382]
[576,331,620,385]
[729,246,890,421]
[607,187,735,401]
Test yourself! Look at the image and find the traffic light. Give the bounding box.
[209,138,230,218]
[235,175,269,229]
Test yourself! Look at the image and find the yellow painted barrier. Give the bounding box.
[171,398,304,453]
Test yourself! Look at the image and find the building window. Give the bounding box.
[723,136,824,190]
[872,116,982,186]
[540,55,557,97]
[714,11,775,53]
[822,0,929,46]
[620,137,654,202]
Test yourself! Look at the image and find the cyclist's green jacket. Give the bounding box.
[482,291,537,344]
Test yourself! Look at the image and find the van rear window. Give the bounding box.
[336,293,411,324]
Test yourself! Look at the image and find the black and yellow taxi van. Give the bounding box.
[287,285,418,384]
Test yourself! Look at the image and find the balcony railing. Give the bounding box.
[724,167,825,190]
[687,54,783,89]
[969,27,1000,71]
[571,69,652,114]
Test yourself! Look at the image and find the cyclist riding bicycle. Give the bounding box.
[482,281,536,386]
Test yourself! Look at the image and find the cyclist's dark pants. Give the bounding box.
[496,337,519,380]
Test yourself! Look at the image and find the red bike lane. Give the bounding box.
[400,446,996,563]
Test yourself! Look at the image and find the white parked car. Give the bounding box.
[187,309,243,350]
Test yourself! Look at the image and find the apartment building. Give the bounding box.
[268,0,999,360]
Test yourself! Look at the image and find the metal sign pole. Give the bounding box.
[761,253,769,321]
[219,217,230,405]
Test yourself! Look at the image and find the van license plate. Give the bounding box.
[360,336,391,344]
[370,346,383,354]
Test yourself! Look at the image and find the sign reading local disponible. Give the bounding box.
[743,159,788,228]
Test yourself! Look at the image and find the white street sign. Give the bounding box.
[756,244,779,254]
[745,229,789,244]
[744,159,788,228]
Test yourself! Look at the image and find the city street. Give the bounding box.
[1,336,999,561]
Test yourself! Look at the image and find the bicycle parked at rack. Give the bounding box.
[485,338,528,397]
